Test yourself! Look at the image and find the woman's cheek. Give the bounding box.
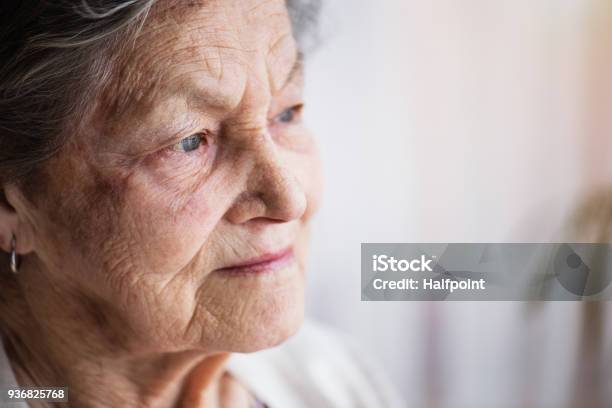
[141,139,219,198]
[304,150,324,220]
[143,158,207,203]
[117,171,219,277]
[273,124,313,152]
[283,129,323,221]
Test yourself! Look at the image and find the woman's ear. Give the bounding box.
[0,184,35,255]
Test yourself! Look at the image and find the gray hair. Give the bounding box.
[0,0,320,188]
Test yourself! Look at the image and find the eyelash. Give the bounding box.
[170,132,207,154]
[274,104,303,124]
[164,104,303,156]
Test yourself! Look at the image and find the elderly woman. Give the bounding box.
[0,1,400,407]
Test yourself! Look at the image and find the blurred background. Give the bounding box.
[302,0,612,407]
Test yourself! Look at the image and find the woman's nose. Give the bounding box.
[224,140,307,225]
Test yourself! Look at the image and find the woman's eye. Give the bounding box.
[171,133,205,153]
[275,104,303,124]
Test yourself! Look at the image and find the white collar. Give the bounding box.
[0,337,29,407]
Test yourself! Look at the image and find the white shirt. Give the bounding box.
[0,321,403,407]
[0,337,26,408]
[227,321,403,407]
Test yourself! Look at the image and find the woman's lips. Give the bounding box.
[215,247,295,275]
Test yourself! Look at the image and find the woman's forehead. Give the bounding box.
[142,0,294,72]
[99,0,296,125]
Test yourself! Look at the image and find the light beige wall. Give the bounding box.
[305,1,612,406]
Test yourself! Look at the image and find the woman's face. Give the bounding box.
[17,0,322,354]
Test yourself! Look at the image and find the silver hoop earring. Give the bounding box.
[10,234,19,274]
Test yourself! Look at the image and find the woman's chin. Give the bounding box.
[227,294,305,353]
[198,255,307,352]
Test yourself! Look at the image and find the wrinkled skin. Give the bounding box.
[0,0,323,406]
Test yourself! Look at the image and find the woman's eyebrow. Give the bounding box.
[104,49,305,129]
[171,51,304,111]
[279,50,304,91]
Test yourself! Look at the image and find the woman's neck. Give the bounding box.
[7,339,231,407]
[0,268,233,408]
